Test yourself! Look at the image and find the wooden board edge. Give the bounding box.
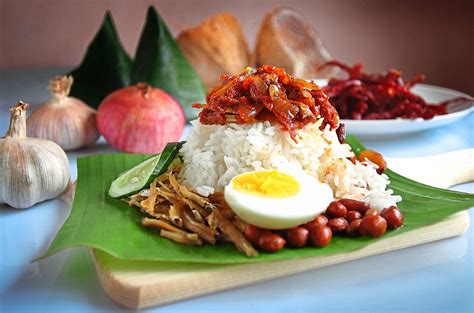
[90,250,142,309]
[92,211,470,309]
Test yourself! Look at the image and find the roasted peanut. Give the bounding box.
[346,219,362,237]
[287,227,309,247]
[358,149,387,173]
[346,210,362,223]
[310,225,332,247]
[274,228,290,237]
[327,217,349,233]
[337,199,370,214]
[244,224,271,245]
[364,208,379,217]
[359,215,387,238]
[258,233,286,253]
[381,206,404,229]
[326,201,347,218]
[303,214,328,231]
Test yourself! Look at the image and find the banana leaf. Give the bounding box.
[68,12,132,109]
[131,6,206,121]
[41,136,474,263]
[68,7,206,119]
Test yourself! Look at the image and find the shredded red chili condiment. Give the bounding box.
[193,65,340,142]
[320,61,463,120]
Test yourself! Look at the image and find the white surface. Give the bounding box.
[387,149,474,189]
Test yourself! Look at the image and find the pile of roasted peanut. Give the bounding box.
[244,199,404,253]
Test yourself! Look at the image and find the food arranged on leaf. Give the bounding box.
[111,66,405,257]
[28,6,473,264]
[321,61,469,120]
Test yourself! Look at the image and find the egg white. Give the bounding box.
[224,171,333,229]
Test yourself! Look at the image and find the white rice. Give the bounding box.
[180,119,401,210]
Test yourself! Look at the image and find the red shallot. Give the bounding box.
[97,83,185,153]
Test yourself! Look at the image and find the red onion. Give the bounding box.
[97,83,185,153]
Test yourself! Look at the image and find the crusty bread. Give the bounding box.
[255,7,337,79]
[177,13,251,89]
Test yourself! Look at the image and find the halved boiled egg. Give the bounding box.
[224,170,333,229]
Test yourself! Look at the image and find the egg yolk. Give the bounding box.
[232,170,300,198]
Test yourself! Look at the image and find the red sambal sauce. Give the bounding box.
[193,65,340,142]
[320,61,462,120]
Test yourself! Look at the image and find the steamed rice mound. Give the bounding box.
[180,119,401,210]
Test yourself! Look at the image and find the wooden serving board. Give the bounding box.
[90,149,474,309]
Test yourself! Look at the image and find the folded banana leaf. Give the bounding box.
[68,7,205,119]
[131,7,206,120]
[69,12,132,109]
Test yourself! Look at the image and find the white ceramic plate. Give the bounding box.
[314,80,473,139]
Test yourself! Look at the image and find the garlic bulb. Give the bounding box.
[0,102,70,209]
[27,75,99,150]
